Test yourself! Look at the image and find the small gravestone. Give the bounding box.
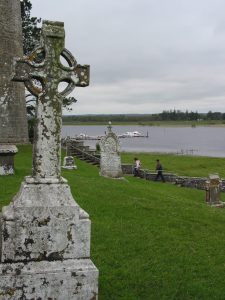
[100,122,123,178]
[63,155,77,169]
[0,145,18,175]
[205,174,224,207]
[0,20,98,299]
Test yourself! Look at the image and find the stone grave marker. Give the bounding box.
[0,145,18,175]
[63,155,77,169]
[0,20,98,299]
[100,122,123,178]
[62,142,77,169]
[205,174,224,207]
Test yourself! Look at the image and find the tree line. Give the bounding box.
[62,110,225,123]
[151,110,225,121]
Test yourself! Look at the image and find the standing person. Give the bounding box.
[155,159,165,182]
[134,157,141,177]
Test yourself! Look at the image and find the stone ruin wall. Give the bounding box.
[0,0,28,144]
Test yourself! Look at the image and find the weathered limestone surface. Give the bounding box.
[0,20,98,299]
[0,260,98,299]
[100,123,123,178]
[0,178,98,299]
[0,0,28,143]
[1,178,90,262]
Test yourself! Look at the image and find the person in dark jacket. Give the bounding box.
[155,159,165,182]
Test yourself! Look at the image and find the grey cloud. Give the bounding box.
[32,0,225,114]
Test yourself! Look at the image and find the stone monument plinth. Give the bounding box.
[100,122,123,178]
[0,145,18,175]
[0,20,98,299]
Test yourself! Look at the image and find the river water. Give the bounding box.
[62,125,225,158]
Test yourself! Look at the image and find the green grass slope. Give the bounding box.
[1,146,225,299]
[122,152,225,178]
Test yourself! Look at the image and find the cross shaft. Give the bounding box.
[12,20,89,180]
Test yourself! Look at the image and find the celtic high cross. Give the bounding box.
[12,20,89,180]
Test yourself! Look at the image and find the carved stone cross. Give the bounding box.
[12,20,89,180]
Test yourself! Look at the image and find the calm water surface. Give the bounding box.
[62,125,225,157]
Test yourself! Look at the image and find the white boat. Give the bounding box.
[77,133,88,138]
[76,133,102,140]
[120,131,142,137]
[75,130,147,140]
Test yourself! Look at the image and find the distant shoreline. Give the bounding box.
[62,121,225,127]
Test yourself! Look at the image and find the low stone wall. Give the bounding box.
[140,170,177,182]
[174,176,207,190]
[121,164,133,174]
[120,164,225,192]
[63,144,225,193]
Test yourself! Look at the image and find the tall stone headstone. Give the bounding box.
[0,20,98,299]
[0,0,28,143]
[100,122,123,178]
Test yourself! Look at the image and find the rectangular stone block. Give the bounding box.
[0,182,91,262]
[0,259,98,299]
[1,211,90,262]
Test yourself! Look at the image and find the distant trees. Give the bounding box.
[135,109,200,122]
[206,111,225,120]
[159,110,200,121]
[62,110,225,124]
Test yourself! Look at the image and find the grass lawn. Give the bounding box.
[1,145,225,299]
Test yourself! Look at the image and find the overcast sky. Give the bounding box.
[31,0,225,115]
